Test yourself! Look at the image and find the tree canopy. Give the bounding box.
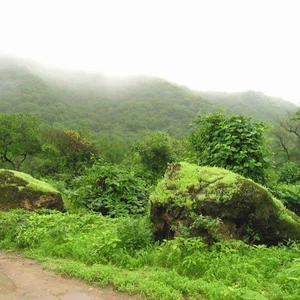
[0,113,42,169]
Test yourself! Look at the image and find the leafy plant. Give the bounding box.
[0,113,42,170]
[243,226,261,244]
[133,131,183,179]
[1,209,300,299]
[116,217,154,253]
[270,184,300,205]
[270,183,300,215]
[70,163,150,217]
[278,161,300,184]
[170,214,225,242]
[189,214,224,241]
[189,111,272,184]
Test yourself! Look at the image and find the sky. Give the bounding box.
[1,0,299,104]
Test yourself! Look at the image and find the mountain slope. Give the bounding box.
[0,66,73,124]
[197,90,297,123]
[0,58,298,140]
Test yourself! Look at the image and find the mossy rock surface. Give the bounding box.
[150,162,300,245]
[0,169,64,211]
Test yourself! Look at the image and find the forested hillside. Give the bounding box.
[0,58,298,140]
[0,66,73,124]
[197,90,297,123]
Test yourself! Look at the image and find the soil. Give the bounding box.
[0,251,140,300]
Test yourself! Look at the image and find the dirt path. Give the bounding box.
[0,251,139,300]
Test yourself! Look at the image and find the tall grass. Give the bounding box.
[1,209,300,299]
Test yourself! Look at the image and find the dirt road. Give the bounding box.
[0,251,139,300]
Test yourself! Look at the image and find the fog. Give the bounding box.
[1,0,299,104]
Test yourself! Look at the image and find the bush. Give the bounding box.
[70,163,150,217]
[116,217,154,253]
[189,111,272,184]
[278,162,300,184]
[270,183,300,215]
[270,183,300,205]
[133,132,184,180]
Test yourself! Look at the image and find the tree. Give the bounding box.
[271,110,300,165]
[189,111,272,184]
[133,132,183,178]
[0,113,42,170]
[41,128,99,176]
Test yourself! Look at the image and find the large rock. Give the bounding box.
[150,162,300,245]
[0,169,64,211]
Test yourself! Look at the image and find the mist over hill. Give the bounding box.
[0,57,298,140]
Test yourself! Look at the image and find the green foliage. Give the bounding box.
[198,90,297,124]
[2,209,300,299]
[156,237,210,276]
[133,132,184,179]
[2,58,300,300]
[271,109,300,166]
[270,183,300,215]
[0,210,154,265]
[1,63,297,147]
[116,217,154,253]
[189,111,272,184]
[70,163,150,217]
[275,259,300,296]
[0,113,42,170]
[98,135,132,164]
[278,161,300,184]
[1,62,298,176]
[270,184,300,205]
[189,214,224,241]
[39,128,99,177]
[0,209,31,248]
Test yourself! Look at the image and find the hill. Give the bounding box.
[0,57,298,140]
[197,90,297,123]
[0,65,74,124]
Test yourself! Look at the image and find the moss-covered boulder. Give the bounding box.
[150,162,300,245]
[0,169,64,211]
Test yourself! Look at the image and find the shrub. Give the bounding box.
[70,163,150,217]
[133,132,185,180]
[189,111,272,184]
[270,183,300,215]
[278,161,300,184]
[116,217,154,253]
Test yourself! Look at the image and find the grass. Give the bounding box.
[1,209,300,299]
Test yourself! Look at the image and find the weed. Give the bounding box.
[1,209,300,299]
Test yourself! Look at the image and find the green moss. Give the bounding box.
[273,197,300,226]
[150,162,243,209]
[0,169,59,193]
[151,162,300,243]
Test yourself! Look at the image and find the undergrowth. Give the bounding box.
[1,209,300,299]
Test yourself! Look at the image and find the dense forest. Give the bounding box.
[0,58,297,138]
[2,57,300,299]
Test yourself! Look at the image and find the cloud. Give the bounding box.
[0,0,299,103]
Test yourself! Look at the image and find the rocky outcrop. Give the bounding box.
[150,162,300,245]
[0,169,64,211]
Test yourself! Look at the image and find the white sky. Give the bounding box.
[1,0,299,104]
